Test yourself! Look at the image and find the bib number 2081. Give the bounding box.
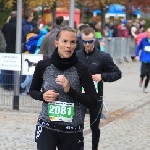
[48,101,74,122]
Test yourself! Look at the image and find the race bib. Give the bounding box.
[82,81,98,93]
[144,46,150,52]
[48,101,74,122]
[93,81,98,93]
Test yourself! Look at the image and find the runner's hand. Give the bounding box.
[55,75,70,93]
[43,90,59,102]
[134,56,139,61]
[92,74,102,82]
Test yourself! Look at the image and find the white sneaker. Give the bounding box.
[143,88,148,93]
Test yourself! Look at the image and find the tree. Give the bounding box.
[82,0,122,28]
[122,0,150,19]
[81,0,150,27]
[0,0,57,21]
[0,0,56,8]
[0,2,12,29]
[2,0,150,27]
[0,0,15,8]
[57,0,116,27]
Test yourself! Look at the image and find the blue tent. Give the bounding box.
[107,4,125,14]
[93,4,140,15]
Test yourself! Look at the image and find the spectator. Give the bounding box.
[50,16,64,34]
[110,24,118,37]
[22,9,34,43]
[35,28,48,54]
[21,9,34,91]
[41,16,64,58]
[43,21,54,32]
[39,21,54,58]
[94,22,103,40]
[118,20,129,38]
[2,11,17,53]
[132,27,147,46]
[1,11,17,90]
[103,24,112,38]
[26,27,40,42]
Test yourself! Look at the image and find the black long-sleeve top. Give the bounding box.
[29,57,97,132]
[29,58,97,109]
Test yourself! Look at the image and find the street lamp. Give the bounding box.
[69,0,75,28]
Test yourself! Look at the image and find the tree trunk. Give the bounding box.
[126,0,132,20]
[80,7,84,23]
[101,7,106,29]
[23,0,28,11]
[12,1,17,11]
[52,2,57,22]
[126,11,130,20]
[80,0,85,24]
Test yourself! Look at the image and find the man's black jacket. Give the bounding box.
[76,48,122,97]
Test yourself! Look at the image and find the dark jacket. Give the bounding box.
[1,18,16,53]
[76,48,122,97]
[22,19,31,43]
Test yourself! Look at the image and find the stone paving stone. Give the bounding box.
[1,103,149,150]
[98,104,150,150]
[0,62,150,150]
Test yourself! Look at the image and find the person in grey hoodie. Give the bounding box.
[38,21,54,59]
[39,16,64,58]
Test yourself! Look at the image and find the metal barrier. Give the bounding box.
[0,85,42,108]
[103,37,136,63]
[0,37,136,109]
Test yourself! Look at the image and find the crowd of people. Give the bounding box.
[0,8,150,150]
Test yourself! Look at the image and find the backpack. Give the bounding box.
[25,34,42,54]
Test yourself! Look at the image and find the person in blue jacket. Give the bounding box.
[135,27,150,93]
[35,28,48,54]
[22,9,34,43]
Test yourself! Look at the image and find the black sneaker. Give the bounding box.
[20,86,25,93]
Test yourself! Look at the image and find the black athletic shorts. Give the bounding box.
[35,125,84,150]
[141,62,150,76]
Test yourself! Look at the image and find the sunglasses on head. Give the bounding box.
[82,39,94,44]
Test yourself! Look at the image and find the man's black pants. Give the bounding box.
[81,98,103,150]
[140,62,150,88]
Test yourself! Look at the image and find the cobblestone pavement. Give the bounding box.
[0,99,150,150]
[84,101,150,150]
[0,62,150,150]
